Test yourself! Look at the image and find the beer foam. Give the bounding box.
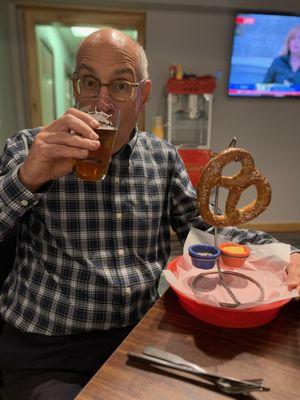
[93,110,113,127]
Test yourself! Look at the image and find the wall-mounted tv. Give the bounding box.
[228,12,300,98]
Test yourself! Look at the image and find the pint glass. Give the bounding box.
[74,105,121,182]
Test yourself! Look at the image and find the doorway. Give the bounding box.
[18,5,145,128]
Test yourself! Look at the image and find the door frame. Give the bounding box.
[18,4,146,128]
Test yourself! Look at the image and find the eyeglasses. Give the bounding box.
[72,73,145,102]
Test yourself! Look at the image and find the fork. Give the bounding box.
[128,346,270,395]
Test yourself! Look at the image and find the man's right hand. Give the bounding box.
[19,108,100,192]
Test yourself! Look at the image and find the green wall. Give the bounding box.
[0,0,17,151]
[0,4,75,151]
[35,25,74,125]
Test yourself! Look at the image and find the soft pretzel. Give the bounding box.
[197,148,272,227]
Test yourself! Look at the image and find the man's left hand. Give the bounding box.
[287,253,300,293]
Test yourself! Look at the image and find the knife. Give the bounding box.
[128,347,270,394]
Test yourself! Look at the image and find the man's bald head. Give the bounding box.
[76,28,148,80]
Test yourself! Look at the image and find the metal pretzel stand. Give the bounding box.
[192,138,265,308]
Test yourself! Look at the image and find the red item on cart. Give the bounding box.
[178,149,211,187]
[167,75,216,94]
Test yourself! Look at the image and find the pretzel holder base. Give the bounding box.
[166,256,291,328]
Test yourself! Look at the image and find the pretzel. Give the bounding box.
[197,148,272,227]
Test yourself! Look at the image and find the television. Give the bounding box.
[228,12,300,97]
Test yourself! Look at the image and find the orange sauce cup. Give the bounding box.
[219,242,250,268]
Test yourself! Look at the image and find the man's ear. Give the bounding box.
[141,80,152,105]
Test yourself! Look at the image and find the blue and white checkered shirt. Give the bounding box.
[0,128,284,335]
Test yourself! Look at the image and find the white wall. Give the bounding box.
[146,9,300,224]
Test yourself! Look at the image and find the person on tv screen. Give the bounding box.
[263,25,300,84]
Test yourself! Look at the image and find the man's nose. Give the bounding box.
[96,86,112,112]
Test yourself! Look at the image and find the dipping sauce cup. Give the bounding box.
[219,242,250,268]
[188,244,221,269]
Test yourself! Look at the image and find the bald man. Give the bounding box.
[0,28,299,399]
[0,28,154,400]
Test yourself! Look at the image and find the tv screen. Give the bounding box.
[228,12,300,97]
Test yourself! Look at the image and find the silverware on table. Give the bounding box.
[128,346,270,395]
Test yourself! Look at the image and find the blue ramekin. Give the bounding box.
[188,244,221,269]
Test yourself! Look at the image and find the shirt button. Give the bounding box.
[125,287,131,294]
[20,199,29,207]
[116,213,122,219]
[118,249,125,256]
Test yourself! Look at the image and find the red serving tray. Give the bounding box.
[167,256,291,329]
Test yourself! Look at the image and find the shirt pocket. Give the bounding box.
[125,179,165,255]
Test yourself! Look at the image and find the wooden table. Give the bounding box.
[76,289,300,400]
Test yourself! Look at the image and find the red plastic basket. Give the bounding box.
[167,256,291,328]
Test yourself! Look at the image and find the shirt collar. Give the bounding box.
[126,126,138,153]
[113,127,138,159]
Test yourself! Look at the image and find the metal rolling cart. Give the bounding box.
[166,76,216,186]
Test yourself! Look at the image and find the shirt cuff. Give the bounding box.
[0,165,51,215]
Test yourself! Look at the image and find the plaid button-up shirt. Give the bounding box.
[0,128,285,335]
